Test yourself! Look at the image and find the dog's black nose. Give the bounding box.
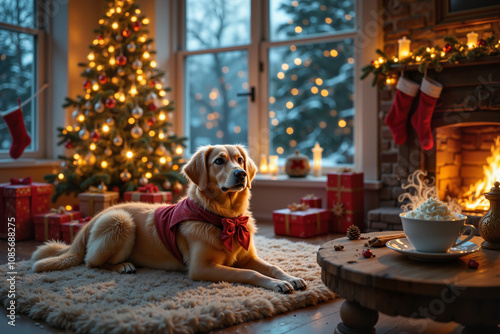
[234,169,247,179]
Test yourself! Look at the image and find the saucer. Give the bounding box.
[386,238,480,261]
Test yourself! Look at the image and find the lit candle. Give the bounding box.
[268,155,279,176]
[311,142,323,177]
[398,36,411,59]
[467,31,478,48]
[259,154,269,174]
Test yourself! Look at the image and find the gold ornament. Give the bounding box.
[131,124,143,138]
[113,135,123,146]
[139,175,148,186]
[79,128,90,140]
[120,169,132,182]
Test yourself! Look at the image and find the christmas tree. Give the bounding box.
[45,0,186,201]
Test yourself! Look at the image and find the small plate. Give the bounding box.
[386,238,480,261]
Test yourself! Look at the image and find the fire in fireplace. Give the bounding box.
[436,126,500,213]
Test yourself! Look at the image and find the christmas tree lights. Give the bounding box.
[46,0,186,201]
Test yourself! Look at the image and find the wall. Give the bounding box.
[378,0,500,207]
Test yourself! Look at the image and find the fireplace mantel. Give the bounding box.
[392,56,500,178]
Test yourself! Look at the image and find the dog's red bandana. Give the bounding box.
[154,198,250,264]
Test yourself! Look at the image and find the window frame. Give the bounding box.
[0,1,48,160]
[170,0,379,180]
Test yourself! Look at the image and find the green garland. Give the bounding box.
[361,35,500,87]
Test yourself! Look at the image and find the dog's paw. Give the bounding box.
[114,262,136,274]
[273,280,294,294]
[288,277,307,291]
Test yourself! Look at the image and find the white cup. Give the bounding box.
[400,213,476,253]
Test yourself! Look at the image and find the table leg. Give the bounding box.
[335,300,379,334]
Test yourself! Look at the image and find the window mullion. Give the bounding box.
[248,0,264,160]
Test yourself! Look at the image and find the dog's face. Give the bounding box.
[182,145,257,194]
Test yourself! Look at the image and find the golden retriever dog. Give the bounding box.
[32,145,307,293]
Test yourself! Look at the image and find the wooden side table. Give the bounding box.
[317,232,500,334]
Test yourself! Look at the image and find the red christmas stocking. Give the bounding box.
[2,99,31,159]
[411,77,443,150]
[384,77,420,145]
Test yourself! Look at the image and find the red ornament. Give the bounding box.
[443,44,452,53]
[148,102,158,111]
[362,249,373,258]
[468,259,479,269]
[91,130,100,142]
[148,117,157,126]
[117,55,127,66]
[83,80,91,90]
[122,28,131,38]
[105,97,116,108]
[149,80,157,87]
[98,74,108,84]
[64,140,73,149]
[132,21,141,31]
[97,35,103,41]
[477,39,486,47]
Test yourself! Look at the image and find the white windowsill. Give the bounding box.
[0,159,60,169]
[254,174,382,190]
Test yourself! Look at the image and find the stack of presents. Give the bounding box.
[273,171,364,237]
[1,172,363,243]
[0,178,172,243]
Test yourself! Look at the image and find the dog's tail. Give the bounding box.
[31,216,94,272]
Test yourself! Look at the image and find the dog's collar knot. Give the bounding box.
[221,216,250,251]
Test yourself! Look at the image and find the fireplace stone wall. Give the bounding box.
[367,0,500,231]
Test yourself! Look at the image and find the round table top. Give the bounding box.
[317,231,500,299]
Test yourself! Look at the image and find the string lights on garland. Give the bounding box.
[361,34,500,87]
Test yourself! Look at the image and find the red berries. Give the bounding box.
[468,259,479,269]
[362,249,373,258]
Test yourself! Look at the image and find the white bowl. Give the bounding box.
[400,213,475,253]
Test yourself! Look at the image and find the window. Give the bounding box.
[0,0,46,159]
[176,0,375,171]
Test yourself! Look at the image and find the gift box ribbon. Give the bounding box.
[138,184,159,193]
[0,178,47,228]
[327,173,363,194]
[284,211,322,235]
[65,221,82,242]
[10,177,32,185]
[129,191,169,202]
[39,208,78,240]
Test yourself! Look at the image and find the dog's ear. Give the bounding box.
[182,146,213,191]
[235,145,257,189]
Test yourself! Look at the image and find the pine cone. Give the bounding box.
[346,225,361,240]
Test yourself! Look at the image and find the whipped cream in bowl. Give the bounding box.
[399,198,474,253]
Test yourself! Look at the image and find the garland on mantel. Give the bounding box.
[361,35,500,87]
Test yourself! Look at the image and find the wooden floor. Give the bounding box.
[0,220,467,334]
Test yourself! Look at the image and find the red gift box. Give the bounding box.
[61,219,89,244]
[273,208,331,238]
[124,190,172,204]
[0,178,52,240]
[327,172,364,232]
[33,209,82,242]
[300,194,322,208]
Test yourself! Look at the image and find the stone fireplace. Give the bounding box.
[369,60,500,231]
[369,56,500,231]
[367,0,500,231]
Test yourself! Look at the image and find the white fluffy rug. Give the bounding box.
[0,236,335,333]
